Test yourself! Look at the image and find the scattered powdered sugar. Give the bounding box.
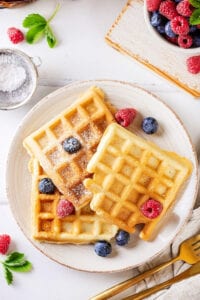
[0,51,36,109]
[0,62,26,93]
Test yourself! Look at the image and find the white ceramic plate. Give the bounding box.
[6,80,198,273]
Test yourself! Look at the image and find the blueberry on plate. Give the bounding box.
[142,117,158,134]
[150,12,162,27]
[39,178,55,194]
[62,136,81,154]
[94,241,112,257]
[165,21,176,38]
[115,230,130,246]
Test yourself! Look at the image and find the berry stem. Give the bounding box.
[47,3,61,24]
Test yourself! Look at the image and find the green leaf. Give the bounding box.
[5,252,25,264]
[6,261,32,273]
[23,5,60,48]
[3,267,13,285]
[190,8,200,25]
[23,13,47,28]
[45,26,57,48]
[26,24,46,44]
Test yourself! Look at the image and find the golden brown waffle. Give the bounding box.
[84,123,192,240]
[23,86,115,209]
[29,159,118,244]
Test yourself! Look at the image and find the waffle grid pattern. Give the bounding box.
[23,87,115,208]
[30,159,118,244]
[85,124,192,240]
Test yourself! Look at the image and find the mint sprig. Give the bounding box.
[190,8,200,25]
[189,0,200,25]
[4,267,13,285]
[189,0,200,8]
[22,4,60,48]
[1,252,32,285]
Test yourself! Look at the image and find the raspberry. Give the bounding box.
[147,0,162,12]
[170,16,189,35]
[197,24,200,29]
[57,199,75,218]
[140,199,163,219]
[159,0,178,20]
[7,27,24,44]
[176,0,194,17]
[0,234,11,255]
[115,108,137,127]
[186,55,200,74]
[178,34,193,48]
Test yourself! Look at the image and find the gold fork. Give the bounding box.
[90,234,200,300]
[123,261,200,300]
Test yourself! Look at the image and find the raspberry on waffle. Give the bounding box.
[29,159,118,244]
[84,123,192,240]
[23,86,115,209]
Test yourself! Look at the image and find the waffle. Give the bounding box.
[29,159,118,244]
[84,123,192,240]
[23,86,115,209]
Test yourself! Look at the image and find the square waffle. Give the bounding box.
[23,86,115,209]
[29,159,118,244]
[84,123,192,240]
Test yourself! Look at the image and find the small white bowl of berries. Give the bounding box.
[144,0,200,53]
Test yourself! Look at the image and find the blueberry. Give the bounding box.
[193,35,200,47]
[156,25,165,35]
[62,137,81,154]
[165,21,176,38]
[189,26,197,34]
[142,117,158,134]
[39,178,55,194]
[174,0,182,2]
[94,241,112,257]
[115,230,130,246]
[150,12,162,27]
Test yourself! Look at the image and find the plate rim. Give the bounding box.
[6,79,199,273]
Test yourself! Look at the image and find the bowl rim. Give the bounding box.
[0,48,38,111]
[143,1,200,54]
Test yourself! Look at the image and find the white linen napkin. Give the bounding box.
[130,205,200,299]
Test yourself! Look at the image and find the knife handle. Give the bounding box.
[89,256,178,300]
[122,266,193,300]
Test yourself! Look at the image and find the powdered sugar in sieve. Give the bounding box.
[0,49,38,110]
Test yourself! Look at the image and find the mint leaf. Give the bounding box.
[23,13,47,28]
[3,266,13,285]
[190,8,200,24]
[189,0,200,8]
[5,252,24,264]
[23,4,60,48]
[26,24,46,44]
[6,261,32,273]
[45,26,57,48]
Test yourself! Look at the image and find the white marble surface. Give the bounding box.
[0,0,200,299]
